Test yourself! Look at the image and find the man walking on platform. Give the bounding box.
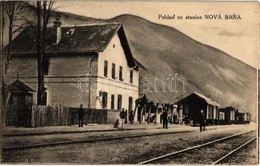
[78,104,85,127]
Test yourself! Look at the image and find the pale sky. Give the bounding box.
[55,1,258,68]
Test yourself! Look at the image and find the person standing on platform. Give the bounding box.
[129,110,134,124]
[78,104,85,127]
[119,108,127,129]
[198,109,206,132]
[162,110,168,129]
[124,109,128,124]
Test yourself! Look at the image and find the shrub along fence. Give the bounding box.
[6,104,120,127]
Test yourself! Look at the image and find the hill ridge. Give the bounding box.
[108,13,256,121]
[112,14,255,70]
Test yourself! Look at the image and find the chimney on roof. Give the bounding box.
[53,14,61,44]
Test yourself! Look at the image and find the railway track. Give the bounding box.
[212,137,256,165]
[3,129,193,151]
[138,130,256,165]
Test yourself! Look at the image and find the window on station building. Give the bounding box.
[104,60,108,77]
[117,94,122,110]
[101,92,108,109]
[119,66,123,81]
[130,70,133,83]
[112,63,116,79]
[111,94,115,110]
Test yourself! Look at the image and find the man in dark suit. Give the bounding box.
[162,110,168,129]
[78,104,85,127]
[198,109,206,132]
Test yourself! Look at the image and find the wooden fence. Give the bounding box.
[31,105,71,127]
[6,104,32,127]
[6,104,121,127]
[70,108,120,125]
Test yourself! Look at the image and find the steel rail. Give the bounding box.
[137,130,255,164]
[211,137,256,165]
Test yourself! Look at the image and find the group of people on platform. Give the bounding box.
[77,104,206,132]
[114,108,135,128]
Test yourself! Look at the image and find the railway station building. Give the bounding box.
[6,21,145,111]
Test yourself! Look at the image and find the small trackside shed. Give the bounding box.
[6,79,36,127]
[175,92,220,125]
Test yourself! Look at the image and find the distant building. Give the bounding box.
[175,92,220,125]
[7,21,145,111]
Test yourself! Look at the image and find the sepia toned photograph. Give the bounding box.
[0,1,258,165]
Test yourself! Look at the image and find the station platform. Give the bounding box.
[3,122,255,137]
[3,123,191,136]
